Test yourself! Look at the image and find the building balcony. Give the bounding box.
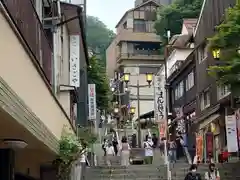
[115,29,161,44]
[117,52,164,64]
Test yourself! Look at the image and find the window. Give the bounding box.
[198,44,208,63]
[133,19,146,32]
[217,85,230,99]
[200,90,210,110]
[174,81,184,100]
[186,71,194,91]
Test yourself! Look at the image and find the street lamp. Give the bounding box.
[123,73,130,87]
[123,72,153,147]
[146,73,153,87]
[212,48,220,59]
[114,107,119,114]
[130,106,136,115]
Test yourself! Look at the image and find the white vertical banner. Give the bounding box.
[154,75,166,138]
[88,84,97,120]
[69,35,80,87]
[225,115,238,152]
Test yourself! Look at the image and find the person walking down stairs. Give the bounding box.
[204,163,220,180]
[106,142,115,167]
[119,136,131,167]
[184,164,202,180]
[144,135,154,164]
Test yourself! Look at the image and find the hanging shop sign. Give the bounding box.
[225,115,238,152]
[88,84,96,120]
[196,135,203,162]
[235,109,240,148]
[205,132,214,160]
[69,35,80,87]
[154,75,166,122]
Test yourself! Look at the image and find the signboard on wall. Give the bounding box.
[225,115,238,152]
[69,35,80,87]
[88,84,96,120]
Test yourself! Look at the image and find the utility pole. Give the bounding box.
[137,80,141,147]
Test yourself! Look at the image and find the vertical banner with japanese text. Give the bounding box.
[69,35,80,87]
[225,115,238,152]
[154,75,166,139]
[196,135,203,162]
[88,84,96,120]
[235,109,240,149]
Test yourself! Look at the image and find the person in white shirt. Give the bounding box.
[106,143,115,166]
[80,148,87,180]
[204,163,220,180]
[144,135,154,164]
[119,136,131,167]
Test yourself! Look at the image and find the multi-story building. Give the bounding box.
[193,0,236,163]
[106,0,171,132]
[0,1,88,179]
[153,18,196,158]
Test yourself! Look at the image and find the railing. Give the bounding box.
[117,52,164,60]
[1,0,52,84]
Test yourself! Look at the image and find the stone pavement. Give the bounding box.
[170,159,240,180]
[86,149,167,180]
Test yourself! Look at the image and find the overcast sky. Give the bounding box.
[86,0,134,32]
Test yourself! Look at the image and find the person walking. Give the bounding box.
[204,163,220,180]
[169,138,177,163]
[106,142,115,167]
[144,135,154,164]
[184,164,202,180]
[102,139,108,156]
[159,137,165,156]
[112,137,118,155]
[119,136,131,167]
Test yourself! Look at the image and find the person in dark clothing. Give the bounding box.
[184,164,202,180]
[112,138,118,155]
[152,133,158,148]
[131,134,137,148]
[102,139,107,156]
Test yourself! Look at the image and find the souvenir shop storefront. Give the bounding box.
[196,106,240,163]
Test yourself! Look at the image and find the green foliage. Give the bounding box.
[88,56,110,111]
[208,2,240,95]
[54,126,97,180]
[86,16,115,66]
[154,0,203,42]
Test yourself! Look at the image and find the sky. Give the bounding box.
[86,0,134,32]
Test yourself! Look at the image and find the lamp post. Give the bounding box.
[111,72,130,134]
[123,72,153,147]
[130,106,136,130]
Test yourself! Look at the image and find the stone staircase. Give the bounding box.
[86,164,167,180]
[170,160,240,180]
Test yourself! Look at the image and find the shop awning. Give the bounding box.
[136,110,154,121]
[198,113,220,130]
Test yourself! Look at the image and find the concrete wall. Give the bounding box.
[0,11,73,140]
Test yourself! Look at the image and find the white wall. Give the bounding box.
[124,66,154,121]
[167,48,193,78]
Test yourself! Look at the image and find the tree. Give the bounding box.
[208,2,240,95]
[87,55,110,111]
[154,0,203,42]
[86,16,115,66]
